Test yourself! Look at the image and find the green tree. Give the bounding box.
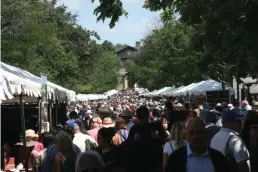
[102,40,115,51]
[126,21,204,90]
[2,0,120,93]
[92,0,258,82]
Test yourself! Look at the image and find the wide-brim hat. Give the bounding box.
[102,117,115,128]
[25,129,35,137]
[96,106,113,115]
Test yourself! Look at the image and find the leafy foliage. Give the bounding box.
[92,0,258,84]
[2,0,119,93]
[125,21,204,90]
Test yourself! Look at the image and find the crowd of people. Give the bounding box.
[4,91,258,172]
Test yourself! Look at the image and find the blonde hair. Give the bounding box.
[169,121,185,148]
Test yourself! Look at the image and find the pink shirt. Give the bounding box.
[87,128,100,144]
[33,142,44,152]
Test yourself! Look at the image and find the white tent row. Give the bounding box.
[76,89,119,101]
[135,88,149,95]
[171,79,233,96]
[76,94,108,101]
[0,62,76,103]
[164,86,185,96]
[144,87,175,97]
[104,89,119,96]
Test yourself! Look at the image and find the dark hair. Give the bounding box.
[69,111,78,119]
[152,108,160,117]
[136,105,149,120]
[50,126,62,137]
[115,118,127,130]
[74,118,88,134]
[242,111,258,150]
[41,132,55,148]
[63,126,75,140]
[98,128,116,142]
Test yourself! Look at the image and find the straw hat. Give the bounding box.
[102,117,115,128]
[25,129,35,137]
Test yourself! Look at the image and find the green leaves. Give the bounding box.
[93,0,128,28]
[2,0,120,93]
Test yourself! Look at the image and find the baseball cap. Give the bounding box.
[222,109,248,123]
[65,119,79,129]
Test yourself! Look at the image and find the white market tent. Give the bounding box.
[76,89,119,101]
[0,62,76,103]
[171,79,232,96]
[135,88,150,95]
[144,87,174,97]
[166,86,185,96]
[76,94,108,101]
[104,89,119,96]
[160,87,176,96]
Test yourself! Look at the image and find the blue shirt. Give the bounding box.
[186,143,215,172]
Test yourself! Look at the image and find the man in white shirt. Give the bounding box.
[69,120,95,152]
[210,110,250,172]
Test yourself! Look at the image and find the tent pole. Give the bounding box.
[20,95,28,172]
[49,95,53,127]
[55,100,58,126]
[38,98,42,135]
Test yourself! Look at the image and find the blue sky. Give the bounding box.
[57,0,161,46]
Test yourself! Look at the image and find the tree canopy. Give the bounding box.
[92,0,258,85]
[2,0,120,94]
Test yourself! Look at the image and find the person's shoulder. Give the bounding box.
[208,147,227,158]
[169,145,186,158]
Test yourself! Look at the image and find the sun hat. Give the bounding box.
[102,117,115,128]
[96,106,113,116]
[25,129,35,137]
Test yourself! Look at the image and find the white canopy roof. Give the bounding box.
[104,89,119,96]
[144,87,174,97]
[76,94,108,101]
[0,62,76,102]
[171,79,232,96]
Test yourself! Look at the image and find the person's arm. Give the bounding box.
[162,153,168,171]
[237,160,250,172]
[112,133,122,145]
[162,142,170,171]
[53,154,61,172]
[231,136,251,172]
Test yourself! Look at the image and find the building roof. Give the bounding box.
[115,45,138,54]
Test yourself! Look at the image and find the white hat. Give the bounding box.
[216,103,221,107]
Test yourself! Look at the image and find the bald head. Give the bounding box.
[185,117,206,151]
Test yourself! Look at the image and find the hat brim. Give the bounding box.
[102,124,115,128]
[96,110,112,115]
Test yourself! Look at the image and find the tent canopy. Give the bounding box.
[0,62,76,102]
[171,79,232,96]
[76,94,108,101]
[104,89,119,96]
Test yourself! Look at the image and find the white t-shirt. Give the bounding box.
[73,132,95,152]
[163,140,187,156]
[210,128,250,169]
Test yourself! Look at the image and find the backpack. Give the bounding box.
[85,139,96,151]
[225,135,239,172]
